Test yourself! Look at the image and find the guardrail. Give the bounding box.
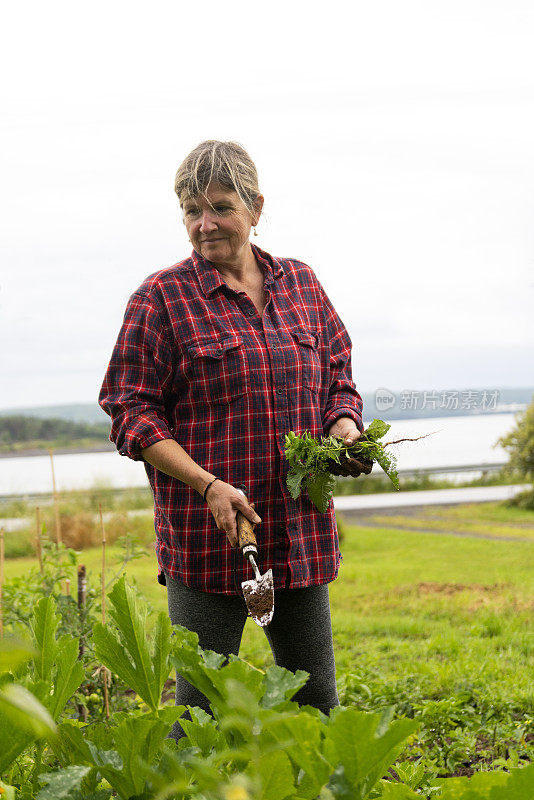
[391,462,507,478]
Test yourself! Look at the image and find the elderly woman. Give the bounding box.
[99,140,370,736]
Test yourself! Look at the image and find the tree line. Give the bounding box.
[0,415,109,445]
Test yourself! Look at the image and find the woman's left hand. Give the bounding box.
[326,417,373,477]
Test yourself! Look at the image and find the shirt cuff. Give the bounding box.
[116,414,174,462]
[322,406,364,435]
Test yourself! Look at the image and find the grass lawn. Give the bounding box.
[3,500,533,778]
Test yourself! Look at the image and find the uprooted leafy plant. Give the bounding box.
[285,418,427,512]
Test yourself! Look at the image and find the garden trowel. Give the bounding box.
[236,486,274,627]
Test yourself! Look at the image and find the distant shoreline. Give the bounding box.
[0,442,116,460]
[0,407,523,461]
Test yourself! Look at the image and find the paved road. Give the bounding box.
[333,484,530,511]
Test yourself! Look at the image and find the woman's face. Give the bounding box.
[182,182,263,267]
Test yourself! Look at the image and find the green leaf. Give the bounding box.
[365,419,391,441]
[0,692,35,772]
[0,682,57,771]
[323,764,354,799]
[171,645,226,713]
[437,762,534,799]
[151,609,173,695]
[178,706,222,756]
[48,636,85,720]
[0,683,56,737]
[0,639,35,674]
[57,722,122,771]
[171,637,266,719]
[261,664,310,709]
[287,468,306,500]
[0,779,16,800]
[36,765,91,800]
[262,713,329,798]
[92,623,138,701]
[31,596,60,682]
[56,722,155,800]
[323,707,418,797]
[246,749,295,800]
[105,714,170,799]
[373,448,399,490]
[379,782,421,799]
[307,472,336,513]
[93,577,172,712]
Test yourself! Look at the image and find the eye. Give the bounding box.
[185,207,200,217]
[214,205,232,213]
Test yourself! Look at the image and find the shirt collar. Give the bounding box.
[191,243,285,297]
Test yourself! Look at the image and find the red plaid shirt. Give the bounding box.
[99,244,364,595]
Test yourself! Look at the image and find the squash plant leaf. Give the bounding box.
[49,636,85,720]
[323,707,418,797]
[36,765,91,800]
[379,782,421,799]
[261,713,329,798]
[0,683,56,771]
[0,640,35,675]
[104,715,171,800]
[31,595,60,682]
[93,576,172,713]
[178,709,223,757]
[436,761,534,799]
[245,749,295,800]
[261,664,309,710]
[0,779,16,800]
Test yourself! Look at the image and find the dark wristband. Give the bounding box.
[203,477,220,501]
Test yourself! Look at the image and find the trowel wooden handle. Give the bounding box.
[236,511,257,549]
[236,486,257,550]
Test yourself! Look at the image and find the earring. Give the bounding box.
[253,227,258,237]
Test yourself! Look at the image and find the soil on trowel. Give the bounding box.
[243,582,273,626]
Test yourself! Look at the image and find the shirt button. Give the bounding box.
[247,309,254,316]
[276,388,285,395]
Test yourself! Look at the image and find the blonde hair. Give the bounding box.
[174,140,260,216]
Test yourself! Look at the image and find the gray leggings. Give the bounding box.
[165,573,339,739]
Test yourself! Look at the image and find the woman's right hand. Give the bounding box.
[204,480,261,548]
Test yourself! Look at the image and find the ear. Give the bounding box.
[252,193,265,226]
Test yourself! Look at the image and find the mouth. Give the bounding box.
[201,238,225,243]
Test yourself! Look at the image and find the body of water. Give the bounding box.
[0,413,518,497]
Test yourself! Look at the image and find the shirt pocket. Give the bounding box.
[289,327,322,394]
[186,334,248,405]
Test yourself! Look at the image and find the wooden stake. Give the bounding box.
[49,449,62,548]
[99,504,110,719]
[65,578,71,596]
[99,505,106,623]
[0,527,4,638]
[35,506,43,574]
[77,564,88,722]
[77,565,86,653]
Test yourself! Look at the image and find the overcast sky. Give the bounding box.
[1,0,533,411]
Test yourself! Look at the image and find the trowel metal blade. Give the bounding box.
[241,568,274,627]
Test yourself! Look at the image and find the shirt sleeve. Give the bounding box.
[319,285,365,435]
[98,291,175,461]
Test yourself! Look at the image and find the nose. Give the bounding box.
[199,210,218,233]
